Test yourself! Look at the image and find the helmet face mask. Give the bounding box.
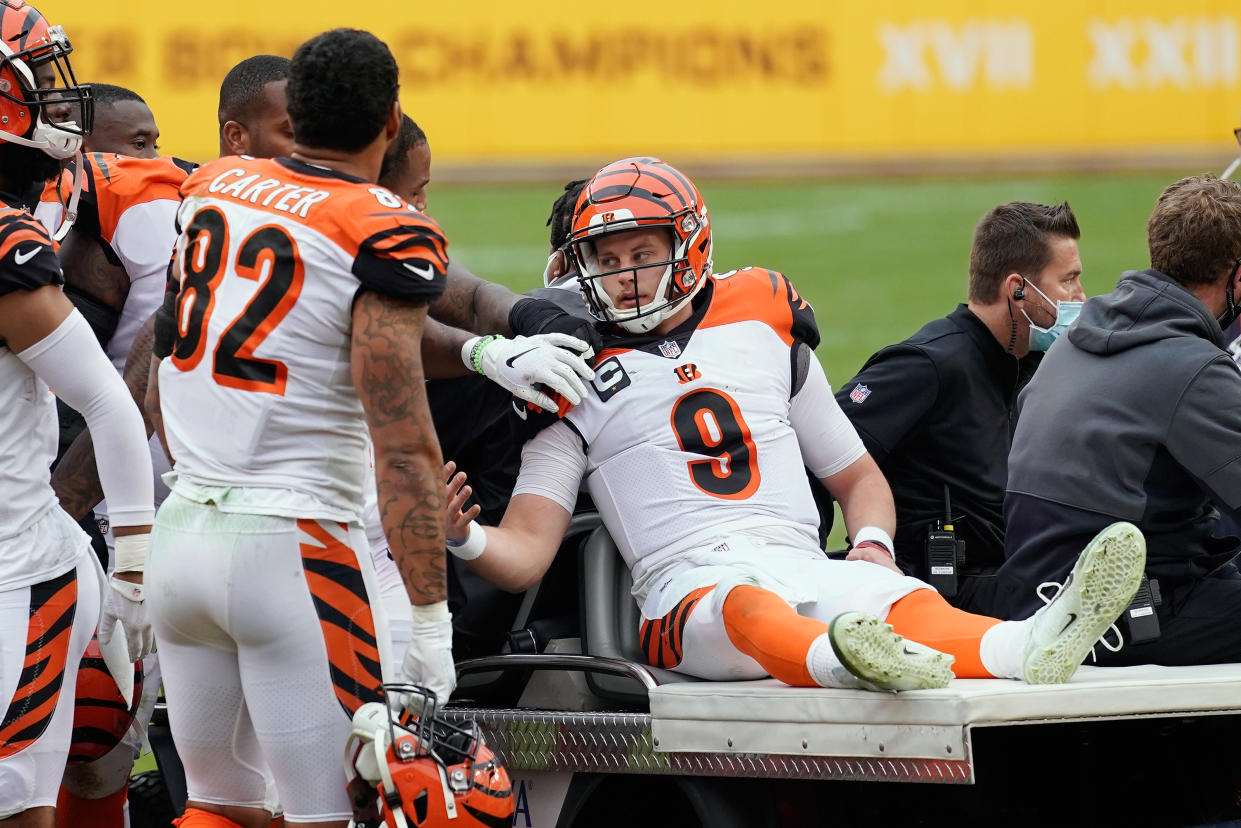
[345,686,514,828]
[0,2,91,159]
[569,157,712,334]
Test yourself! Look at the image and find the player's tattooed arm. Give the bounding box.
[51,314,158,520]
[352,289,447,605]
[58,227,130,311]
[427,258,518,336]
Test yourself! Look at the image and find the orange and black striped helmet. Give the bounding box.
[568,156,712,334]
[0,0,91,158]
[347,691,514,828]
[67,635,144,764]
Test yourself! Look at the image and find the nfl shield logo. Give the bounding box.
[849,383,871,404]
[658,340,682,359]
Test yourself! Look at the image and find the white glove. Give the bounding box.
[99,578,155,662]
[396,601,456,716]
[464,333,594,412]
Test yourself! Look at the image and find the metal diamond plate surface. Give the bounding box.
[443,708,973,784]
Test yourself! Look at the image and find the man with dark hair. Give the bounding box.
[217,53,293,158]
[378,114,428,210]
[83,83,158,158]
[542,178,588,288]
[836,201,1084,614]
[146,28,452,828]
[1000,175,1241,666]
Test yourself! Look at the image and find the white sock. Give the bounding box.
[806,632,856,688]
[979,620,1029,680]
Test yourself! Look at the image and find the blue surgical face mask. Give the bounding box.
[1021,280,1083,352]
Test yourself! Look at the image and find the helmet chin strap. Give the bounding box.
[0,121,84,241]
[49,153,82,242]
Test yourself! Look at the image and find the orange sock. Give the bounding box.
[173,807,247,828]
[884,588,1001,677]
[721,584,830,686]
[56,782,127,828]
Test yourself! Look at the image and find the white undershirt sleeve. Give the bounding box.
[790,352,867,478]
[19,309,155,527]
[511,420,588,514]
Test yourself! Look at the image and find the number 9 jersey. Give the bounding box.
[514,267,867,603]
[158,156,448,523]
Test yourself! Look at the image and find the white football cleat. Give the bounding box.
[1021,521,1146,685]
[828,611,955,692]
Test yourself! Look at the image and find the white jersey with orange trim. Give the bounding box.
[35,153,190,372]
[158,156,448,523]
[0,206,87,588]
[513,267,866,602]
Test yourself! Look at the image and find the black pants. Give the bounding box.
[1094,566,1241,666]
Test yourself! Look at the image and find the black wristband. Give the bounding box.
[152,285,179,359]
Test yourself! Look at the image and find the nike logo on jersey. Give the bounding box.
[504,347,537,368]
[402,261,436,280]
[13,246,40,265]
[511,398,529,420]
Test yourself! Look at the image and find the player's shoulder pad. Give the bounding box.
[703,266,819,348]
[67,154,189,245]
[180,155,248,199]
[0,208,61,298]
[347,187,449,305]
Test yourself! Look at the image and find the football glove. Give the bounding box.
[465,333,594,412]
[395,601,456,715]
[99,577,155,662]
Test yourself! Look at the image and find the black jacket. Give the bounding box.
[1000,269,1241,617]
[837,304,1038,575]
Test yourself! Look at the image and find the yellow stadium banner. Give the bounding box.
[48,0,1241,164]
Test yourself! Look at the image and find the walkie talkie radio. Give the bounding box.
[925,485,962,598]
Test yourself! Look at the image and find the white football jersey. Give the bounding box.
[37,154,189,372]
[517,268,844,599]
[159,156,448,523]
[0,208,83,588]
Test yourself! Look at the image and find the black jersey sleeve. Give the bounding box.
[352,219,449,305]
[834,345,939,464]
[0,212,62,298]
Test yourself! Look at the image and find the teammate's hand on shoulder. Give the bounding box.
[845,543,904,576]
[443,460,481,545]
[465,333,595,412]
[396,601,456,715]
[99,573,156,662]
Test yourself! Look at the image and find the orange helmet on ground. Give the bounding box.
[68,635,143,764]
[568,156,712,334]
[0,0,91,159]
[346,687,514,828]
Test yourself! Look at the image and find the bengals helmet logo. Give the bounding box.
[675,363,700,384]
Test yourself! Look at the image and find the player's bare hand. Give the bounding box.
[443,460,480,544]
[846,544,904,575]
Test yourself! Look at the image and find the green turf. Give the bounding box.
[428,170,1192,547]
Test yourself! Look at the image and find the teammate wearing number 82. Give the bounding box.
[445,157,1146,692]
[147,29,452,827]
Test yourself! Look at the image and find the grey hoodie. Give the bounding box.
[999,269,1241,617]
